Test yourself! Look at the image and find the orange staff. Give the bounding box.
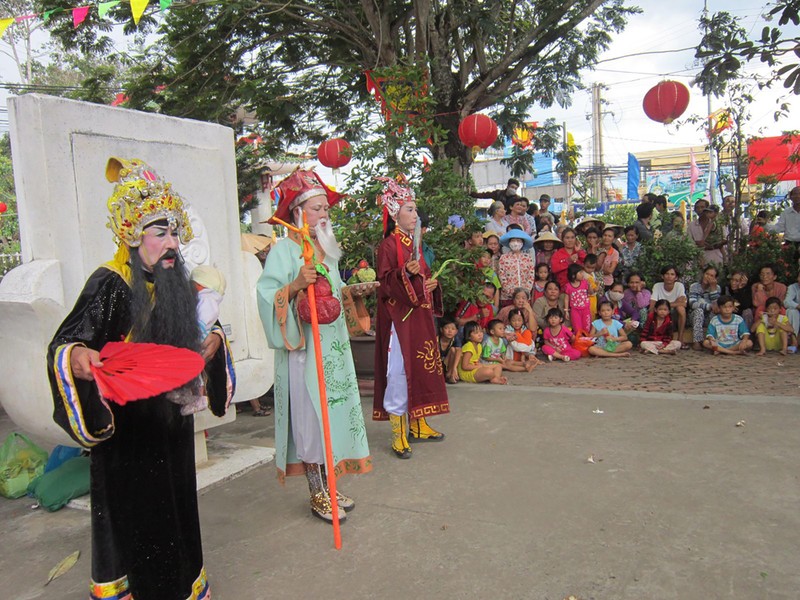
[273,215,342,549]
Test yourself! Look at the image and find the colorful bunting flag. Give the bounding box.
[98,1,121,18]
[73,6,90,28]
[159,0,172,10]
[0,17,13,38]
[43,9,61,21]
[15,14,37,21]
[130,0,149,25]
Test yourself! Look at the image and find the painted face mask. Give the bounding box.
[509,239,524,252]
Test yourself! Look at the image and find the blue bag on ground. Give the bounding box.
[0,432,48,499]
[27,456,90,511]
[44,445,83,474]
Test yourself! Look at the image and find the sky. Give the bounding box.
[546,0,797,170]
[0,0,795,170]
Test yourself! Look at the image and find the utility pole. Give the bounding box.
[562,121,572,211]
[591,83,606,203]
[703,0,718,204]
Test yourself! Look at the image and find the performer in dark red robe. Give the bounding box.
[373,177,449,458]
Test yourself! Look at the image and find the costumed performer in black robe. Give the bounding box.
[47,157,235,600]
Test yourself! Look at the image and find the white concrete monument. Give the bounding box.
[0,94,274,462]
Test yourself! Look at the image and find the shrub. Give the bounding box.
[633,232,703,287]
[728,231,798,284]
[601,204,637,227]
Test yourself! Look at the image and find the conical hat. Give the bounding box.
[532,230,564,248]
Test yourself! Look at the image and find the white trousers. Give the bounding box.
[384,324,409,416]
[288,350,323,464]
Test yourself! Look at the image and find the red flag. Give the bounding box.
[72,6,90,27]
[747,135,800,183]
[689,150,700,195]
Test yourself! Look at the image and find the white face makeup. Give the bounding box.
[395,201,418,234]
[138,223,179,271]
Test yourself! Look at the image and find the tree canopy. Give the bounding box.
[46,0,635,168]
[695,1,800,97]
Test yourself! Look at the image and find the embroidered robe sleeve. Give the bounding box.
[47,269,132,448]
[256,240,306,351]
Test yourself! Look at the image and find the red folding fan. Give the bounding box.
[90,341,206,405]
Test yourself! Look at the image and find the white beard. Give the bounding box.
[315,218,342,262]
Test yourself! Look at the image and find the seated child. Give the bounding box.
[542,307,581,362]
[640,299,682,355]
[703,295,753,355]
[482,319,536,372]
[588,300,633,357]
[438,317,461,383]
[583,254,604,318]
[756,296,794,356]
[532,263,551,301]
[505,308,538,363]
[457,322,507,385]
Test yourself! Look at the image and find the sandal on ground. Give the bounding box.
[253,408,271,417]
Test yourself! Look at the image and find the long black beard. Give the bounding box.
[127,250,200,421]
[129,249,200,351]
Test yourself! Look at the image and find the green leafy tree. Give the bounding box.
[695,2,800,97]
[0,135,20,257]
[45,0,636,173]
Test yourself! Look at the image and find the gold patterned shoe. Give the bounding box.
[408,416,445,442]
[310,491,347,523]
[334,490,355,512]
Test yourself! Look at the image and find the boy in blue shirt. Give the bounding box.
[703,295,753,355]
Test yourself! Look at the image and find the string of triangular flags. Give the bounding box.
[0,0,172,37]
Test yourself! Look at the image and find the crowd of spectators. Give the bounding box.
[440,186,800,383]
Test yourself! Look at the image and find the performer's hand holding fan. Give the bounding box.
[90,342,206,405]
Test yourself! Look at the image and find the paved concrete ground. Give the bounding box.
[1,353,799,599]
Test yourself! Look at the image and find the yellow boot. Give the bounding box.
[408,416,445,442]
[389,414,412,459]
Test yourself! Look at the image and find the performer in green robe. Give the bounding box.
[257,170,371,523]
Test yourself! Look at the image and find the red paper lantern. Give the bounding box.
[0,202,6,214]
[317,138,352,169]
[458,114,498,150]
[642,81,690,124]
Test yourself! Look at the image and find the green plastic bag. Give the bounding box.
[27,456,90,511]
[0,432,48,499]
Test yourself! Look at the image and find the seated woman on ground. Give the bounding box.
[482,319,536,372]
[702,295,753,355]
[755,297,794,356]
[621,271,651,327]
[784,270,800,337]
[542,307,581,362]
[649,265,688,347]
[640,299,682,355]
[497,287,537,331]
[457,322,507,385]
[751,264,787,323]
[588,300,633,358]
[438,317,461,384]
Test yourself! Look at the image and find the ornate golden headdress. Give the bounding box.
[105,157,193,247]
